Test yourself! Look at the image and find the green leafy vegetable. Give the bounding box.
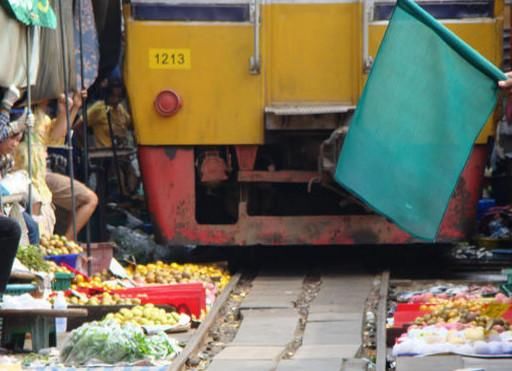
[60,320,181,365]
[16,245,50,272]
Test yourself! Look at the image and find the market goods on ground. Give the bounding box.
[39,235,84,256]
[128,262,230,290]
[104,303,189,327]
[60,320,181,365]
[391,283,512,357]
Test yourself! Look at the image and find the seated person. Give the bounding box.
[15,91,98,240]
[0,128,40,245]
[0,215,20,293]
[46,171,98,241]
[87,81,132,148]
[0,85,23,293]
[86,81,139,196]
[44,92,98,240]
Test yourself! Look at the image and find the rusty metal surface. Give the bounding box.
[437,145,487,240]
[138,145,487,246]
[235,145,258,171]
[238,170,319,183]
[199,150,229,184]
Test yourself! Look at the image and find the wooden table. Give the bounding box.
[0,308,87,352]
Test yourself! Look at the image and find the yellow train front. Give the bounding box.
[124,0,504,245]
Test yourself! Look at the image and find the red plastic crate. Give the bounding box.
[112,282,203,294]
[113,283,206,317]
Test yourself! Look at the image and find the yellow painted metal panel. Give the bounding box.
[124,21,263,145]
[369,20,503,144]
[264,3,362,104]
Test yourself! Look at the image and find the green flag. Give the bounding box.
[334,0,506,240]
[2,0,56,28]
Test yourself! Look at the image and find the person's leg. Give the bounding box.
[0,216,21,293]
[70,184,98,240]
[22,211,40,245]
[46,172,98,240]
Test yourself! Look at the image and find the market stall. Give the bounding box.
[6,232,231,369]
[389,281,512,359]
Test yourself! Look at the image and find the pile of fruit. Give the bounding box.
[47,261,72,274]
[414,302,510,332]
[415,298,511,332]
[399,285,500,303]
[66,292,142,306]
[104,303,188,327]
[70,272,123,292]
[39,235,84,256]
[392,284,512,356]
[127,262,230,291]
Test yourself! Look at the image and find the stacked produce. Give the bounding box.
[104,303,189,327]
[16,234,84,273]
[414,295,511,332]
[39,235,84,256]
[127,262,230,290]
[47,261,72,274]
[392,283,512,356]
[60,320,181,365]
[396,284,500,303]
[66,292,142,306]
[71,272,123,291]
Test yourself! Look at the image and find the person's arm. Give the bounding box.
[70,90,87,128]
[48,94,72,142]
[0,86,22,142]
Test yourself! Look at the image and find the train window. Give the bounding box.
[130,0,251,22]
[373,0,494,21]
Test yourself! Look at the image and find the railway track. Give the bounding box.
[171,267,385,371]
[170,246,512,371]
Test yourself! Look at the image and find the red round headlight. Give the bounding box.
[154,89,182,117]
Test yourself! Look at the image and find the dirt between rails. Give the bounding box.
[185,274,254,370]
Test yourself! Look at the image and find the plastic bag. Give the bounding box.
[2,293,51,310]
[108,225,157,264]
[0,170,41,204]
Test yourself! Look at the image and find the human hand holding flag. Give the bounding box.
[499,72,512,95]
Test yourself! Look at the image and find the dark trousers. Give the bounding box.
[0,216,21,293]
[22,212,40,245]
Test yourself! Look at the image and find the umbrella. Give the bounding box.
[1,0,56,28]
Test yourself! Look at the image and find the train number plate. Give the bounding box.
[149,49,191,70]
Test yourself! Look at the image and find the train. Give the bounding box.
[123,0,505,246]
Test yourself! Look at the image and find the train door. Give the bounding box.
[262,0,363,112]
[125,0,264,146]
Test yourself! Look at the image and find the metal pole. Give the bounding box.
[57,0,77,240]
[106,108,123,196]
[25,26,33,215]
[77,0,92,276]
